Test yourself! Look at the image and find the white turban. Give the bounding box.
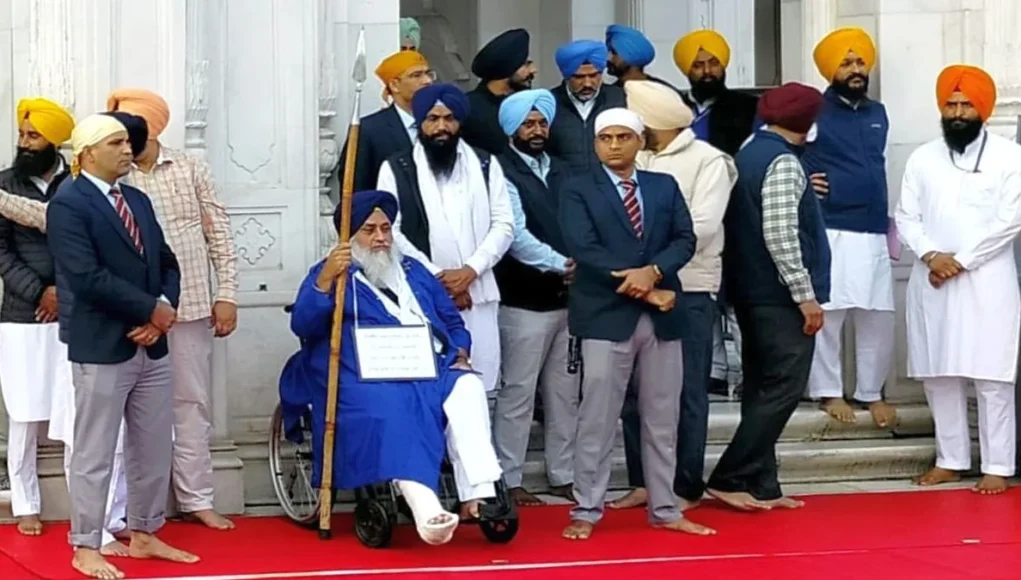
[70,114,127,176]
[594,107,644,136]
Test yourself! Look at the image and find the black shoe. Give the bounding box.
[709,378,729,397]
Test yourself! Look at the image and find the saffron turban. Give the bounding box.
[102,111,149,157]
[555,40,608,78]
[375,50,429,85]
[107,88,170,137]
[400,17,421,48]
[471,28,530,80]
[624,80,693,130]
[16,97,75,145]
[411,83,470,126]
[335,190,399,235]
[936,65,996,122]
[69,114,127,176]
[672,30,731,75]
[813,27,876,82]
[498,89,557,136]
[594,108,644,136]
[757,83,823,134]
[605,25,655,68]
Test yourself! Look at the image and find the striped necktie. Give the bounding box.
[110,187,143,254]
[621,179,642,238]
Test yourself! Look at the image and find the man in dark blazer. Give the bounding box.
[46,114,196,579]
[558,108,711,540]
[340,50,435,192]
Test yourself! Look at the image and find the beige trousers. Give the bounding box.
[168,318,216,512]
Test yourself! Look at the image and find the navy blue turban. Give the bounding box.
[411,83,470,126]
[471,28,530,80]
[606,24,656,68]
[333,190,399,235]
[555,40,608,78]
[101,111,149,157]
[498,89,556,136]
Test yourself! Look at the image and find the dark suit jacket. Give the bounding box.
[340,106,414,193]
[682,89,759,157]
[47,175,181,364]
[559,168,695,342]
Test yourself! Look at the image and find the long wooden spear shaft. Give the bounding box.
[319,27,366,540]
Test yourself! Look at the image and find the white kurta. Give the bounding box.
[0,322,70,422]
[823,230,895,311]
[895,131,1021,382]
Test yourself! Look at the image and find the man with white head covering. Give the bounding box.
[47,114,196,579]
[559,108,710,539]
[611,80,738,512]
[491,89,579,506]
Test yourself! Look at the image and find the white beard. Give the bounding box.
[351,243,403,289]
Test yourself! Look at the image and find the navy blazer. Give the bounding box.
[340,106,414,193]
[559,168,695,342]
[47,175,181,364]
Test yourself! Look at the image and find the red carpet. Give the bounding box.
[1,489,1020,579]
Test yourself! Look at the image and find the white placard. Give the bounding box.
[354,325,438,381]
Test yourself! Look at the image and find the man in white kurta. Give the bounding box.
[896,64,1020,495]
[377,83,514,393]
[802,28,897,428]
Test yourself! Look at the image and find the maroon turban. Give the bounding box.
[757,83,823,134]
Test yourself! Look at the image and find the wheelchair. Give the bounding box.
[269,306,519,548]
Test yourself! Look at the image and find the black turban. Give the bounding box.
[471,28,530,80]
[101,111,149,157]
[333,190,399,235]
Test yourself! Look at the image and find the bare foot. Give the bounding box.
[508,487,545,507]
[680,497,702,512]
[112,528,131,541]
[128,533,200,564]
[562,520,593,540]
[867,400,898,428]
[183,509,235,530]
[608,487,648,509]
[912,467,961,486]
[72,548,124,580]
[548,484,575,502]
[459,499,483,521]
[762,496,805,509]
[654,518,717,536]
[822,398,857,424]
[100,541,130,558]
[16,514,43,536]
[973,474,1009,495]
[707,488,772,511]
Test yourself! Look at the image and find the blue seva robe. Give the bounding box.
[278,256,473,492]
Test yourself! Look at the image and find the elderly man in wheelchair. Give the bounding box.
[277,189,515,547]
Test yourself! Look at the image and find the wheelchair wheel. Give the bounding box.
[268,403,320,527]
[479,517,519,544]
[354,499,393,548]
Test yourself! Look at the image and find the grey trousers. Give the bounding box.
[169,319,216,512]
[68,347,174,549]
[493,306,579,489]
[570,314,683,525]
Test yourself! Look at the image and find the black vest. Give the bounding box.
[385,147,491,258]
[493,152,570,312]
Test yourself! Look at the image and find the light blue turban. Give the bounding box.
[400,18,421,48]
[498,89,557,136]
[555,40,608,78]
[606,24,656,68]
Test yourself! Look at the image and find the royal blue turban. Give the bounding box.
[498,89,557,136]
[555,40,608,78]
[411,83,470,127]
[333,190,399,235]
[101,111,149,157]
[606,24,656,68]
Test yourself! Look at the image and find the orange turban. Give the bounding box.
[936,65,996,122]
[812,27,876,82]
[672,30,730,75]
[375,50,428,85]
[106,89,170,137]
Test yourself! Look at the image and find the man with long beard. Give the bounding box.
[802,28,898,428]
[377,83,514,394]
[896,65,1021,495]
[0,97,73,536]
[462,29,537,154]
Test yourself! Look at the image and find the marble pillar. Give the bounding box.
[798,0,835,89]
[318,0,340,258]
[981,0,1021,138]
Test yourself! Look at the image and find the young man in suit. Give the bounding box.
[47,114,196,580]
[559,108,711,540]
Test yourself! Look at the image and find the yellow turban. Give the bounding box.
[375,51,428,85]
[106,89,170,137]
[937,65,996,122]
[69,114,127,176]
[625,80,694,130]
[813,27,876,82]
[16,97,75,145]
[672,30,731,75]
